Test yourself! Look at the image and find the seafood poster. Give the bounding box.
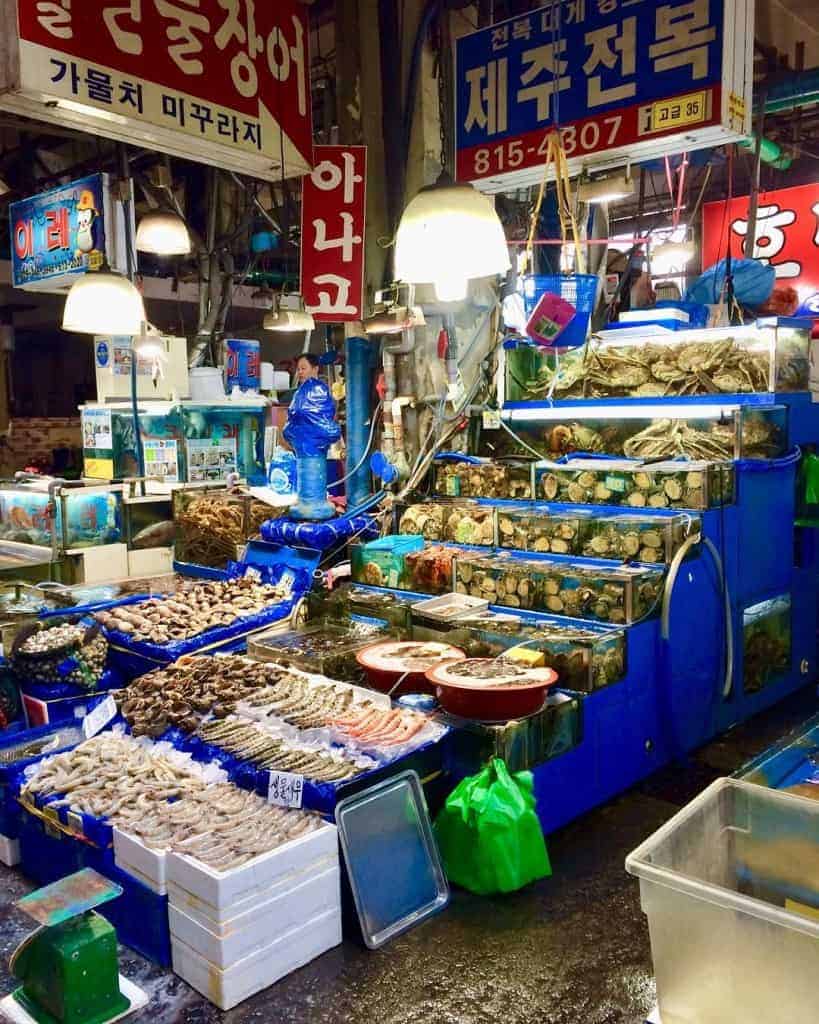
[82,407,112,451]
[187,438,238,483]
[144,439,179,483]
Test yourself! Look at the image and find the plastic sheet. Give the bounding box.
[686,257,775,307]
[284,379,341,456]
[260,513,379,550]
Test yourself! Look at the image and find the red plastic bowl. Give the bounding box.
[425,659,558,720]
[356,640,466,696]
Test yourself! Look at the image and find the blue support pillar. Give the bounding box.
[345,335,373,508]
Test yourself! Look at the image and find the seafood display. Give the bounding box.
[0,484,121,549]
[447,616,626,691]
[505,324,810,401]
[94,575,291,646]
[455,552,664,623]
[404,545,460,594]
[117,784,322,869]
[115,655,282,736]
[327,703,432,748]
[434,459,533,499]
[198,718,366,781]
[397,501,496,546]
[247,622,387,683]
[350,536,423,590]
[497,506,591,554]
[536,459,735,510]
[485,407,786,462]
[0,725,83,764]
[22,731,322,870]
[743,594,792,694]
[174,489,280,568]
[11,620,108,689]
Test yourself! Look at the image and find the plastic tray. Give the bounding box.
[335,770,448,949]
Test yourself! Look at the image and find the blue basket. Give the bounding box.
[521,274,599,348]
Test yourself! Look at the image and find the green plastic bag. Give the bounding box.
[434,757,552,895]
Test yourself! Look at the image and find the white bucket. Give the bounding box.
[189,366,225,401]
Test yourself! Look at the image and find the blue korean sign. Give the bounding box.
[456,0,751,188]
[10,173,108,289]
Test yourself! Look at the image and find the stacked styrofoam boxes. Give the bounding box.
[164,821,341,1010]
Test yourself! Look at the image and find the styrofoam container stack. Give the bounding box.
[0,832,20,867]
[166,820,341,1010]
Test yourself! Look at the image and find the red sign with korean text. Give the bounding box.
[702,183,819,315]
[15,1,311,173]
[300,146,367,323]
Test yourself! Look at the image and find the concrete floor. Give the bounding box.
[0,685,815,1024]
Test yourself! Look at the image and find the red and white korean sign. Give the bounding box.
[702,183,819,315]
[2,1,312,181]
[301,146,367,323]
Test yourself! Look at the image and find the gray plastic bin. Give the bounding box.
[626,778,819,1024]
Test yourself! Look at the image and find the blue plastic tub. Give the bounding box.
[520,274,599,348]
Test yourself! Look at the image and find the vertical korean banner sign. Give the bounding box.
[702,184,819,315]
[301,146,368,322]
[15,0,311,173]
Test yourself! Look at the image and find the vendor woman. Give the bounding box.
[295,352,321,385]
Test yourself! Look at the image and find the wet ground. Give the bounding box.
[0,685,815,1024]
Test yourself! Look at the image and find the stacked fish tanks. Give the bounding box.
[349,314,817,836]
[80,400,269,485]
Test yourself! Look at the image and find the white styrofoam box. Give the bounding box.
[171,907,342,1011]
[619,306,689,324]
[113,827,168,895]
[166,821,338,913]
[0,833,20,867]
[169,864,340,968]
[127,547,174,578]
[71,543,129,582]
[167,853,338,929]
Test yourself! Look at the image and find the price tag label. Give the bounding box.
[82,695,117,739]
[267,770,304,809]
[604,474,627,494]
[482,410,501,430]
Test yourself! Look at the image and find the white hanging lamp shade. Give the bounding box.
[394,176,510,302]
[264,293,315,332]
[136,210,191,255]
[62,270,146,335]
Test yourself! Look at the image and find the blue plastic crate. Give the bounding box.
[520,273,599,348]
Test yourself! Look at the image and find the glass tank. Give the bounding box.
[535,458,734,510]
[351,537,422,590]
[81,400,268,485]
[496,505,592,554]
[0,482,122,550]
[404,544,461,594]
[307,583,416,633]
[494,404,786,461]
[247,621,387,683]
[447,614,626,692]
[743,594,791,694]
[454,551,664,623]
[504,319,810,402]
[581,511,699,563]
[397,500,496,546]
[433,458,534,499]
[172,486,278,568]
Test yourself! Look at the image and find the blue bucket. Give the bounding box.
[521,274,599,348]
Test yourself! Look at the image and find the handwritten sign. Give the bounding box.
[82,695,117,739]
[267,769,304,808]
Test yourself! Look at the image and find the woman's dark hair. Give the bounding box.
[297,353,320,368]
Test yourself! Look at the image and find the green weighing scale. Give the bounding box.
[1,869,148,1024]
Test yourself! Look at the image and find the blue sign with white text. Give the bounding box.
[456,0,733,184]
[10,173,107,289]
